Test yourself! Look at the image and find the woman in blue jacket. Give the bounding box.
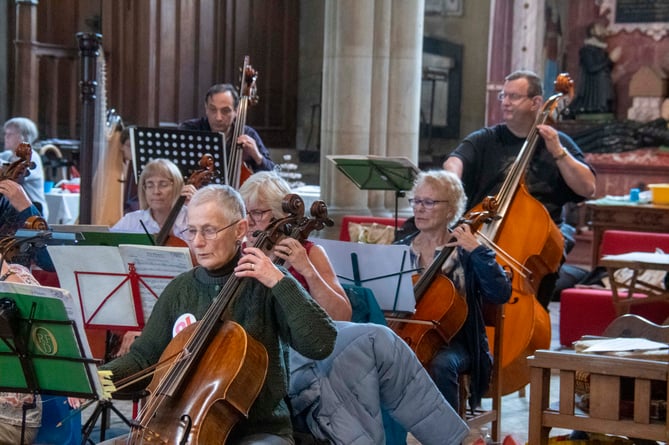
[395,170,512,413]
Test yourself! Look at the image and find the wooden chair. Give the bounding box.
[458,303,504,440]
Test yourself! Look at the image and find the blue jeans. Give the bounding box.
[428,341,471,412]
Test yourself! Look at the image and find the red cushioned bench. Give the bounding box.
[559,230,669,347]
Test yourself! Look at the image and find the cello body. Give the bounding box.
[389,273,468,366]
[127,321,268,444]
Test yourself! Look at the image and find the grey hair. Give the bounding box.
[505,70,543,98]
[238,171,292,218]
[3,117,39,144]
[189,184,246,221]
[411,170,467,228]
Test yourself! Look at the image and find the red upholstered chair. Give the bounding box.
[559,230,669,347]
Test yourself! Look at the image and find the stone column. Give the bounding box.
[320,0,424,230]
[511,0,545,75]
[13,0,39,119]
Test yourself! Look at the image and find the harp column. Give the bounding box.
[76,32,102,225]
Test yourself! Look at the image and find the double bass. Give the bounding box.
[118,195,330,444]
[226,56,259,189]
[387,209,497,366]
[472,73,574,394]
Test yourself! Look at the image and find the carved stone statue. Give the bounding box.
[571,22,621,115]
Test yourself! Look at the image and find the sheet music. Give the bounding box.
[48,245,193,329]
[118,244,193,319]
[313,238,416,312]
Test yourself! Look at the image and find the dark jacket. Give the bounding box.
[178,117,275,172]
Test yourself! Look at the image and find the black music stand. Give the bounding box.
[129,126,225,183]
[0,285,101,445]
[327,155,420,236]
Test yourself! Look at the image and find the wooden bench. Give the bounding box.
[528,349,669,444]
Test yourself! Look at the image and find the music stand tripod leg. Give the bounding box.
[20,396,37,445]
[81,399,134,444]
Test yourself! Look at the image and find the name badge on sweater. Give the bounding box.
[173,313,196,337]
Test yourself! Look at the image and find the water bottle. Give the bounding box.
[479,426,493,445]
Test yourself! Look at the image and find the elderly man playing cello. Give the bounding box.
[443,69,596,308]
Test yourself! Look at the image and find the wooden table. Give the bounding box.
[586,201,669,267]
[528,349,669,444]
[600,251,669,315]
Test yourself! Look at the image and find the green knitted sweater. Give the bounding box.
[102,261,336,440]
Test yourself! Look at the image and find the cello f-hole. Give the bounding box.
[178,414,192,445]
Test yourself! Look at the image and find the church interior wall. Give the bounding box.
[422,0,490,166]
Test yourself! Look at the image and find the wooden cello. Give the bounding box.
[472,73,574,394]
[1,142,35,182]
[387,209,496,366]
[154,154,216,246]
[1,142,48,230]
[226,56,259,189]
[119,195,324,444]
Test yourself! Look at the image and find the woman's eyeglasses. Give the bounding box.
[247,209,273,224]
[143,180,173,191]
[180,219,240,241]
[408,198,447,210]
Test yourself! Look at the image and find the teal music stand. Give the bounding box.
[327,155,420,236]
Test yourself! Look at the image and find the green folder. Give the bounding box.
[0,292,98,397]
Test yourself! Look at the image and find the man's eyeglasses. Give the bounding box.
[180,219,241,241]
[408,198,448,210]
[143,180,173,191]
[497,92,532,102]
[247,209,273,223]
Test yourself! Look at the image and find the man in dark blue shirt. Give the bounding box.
[179,83,275,173]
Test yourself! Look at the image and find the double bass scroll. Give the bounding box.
[226,56,259,189]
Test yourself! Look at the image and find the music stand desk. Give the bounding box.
[327,155,419,233]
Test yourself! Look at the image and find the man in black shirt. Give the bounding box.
[443,70,596,307]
